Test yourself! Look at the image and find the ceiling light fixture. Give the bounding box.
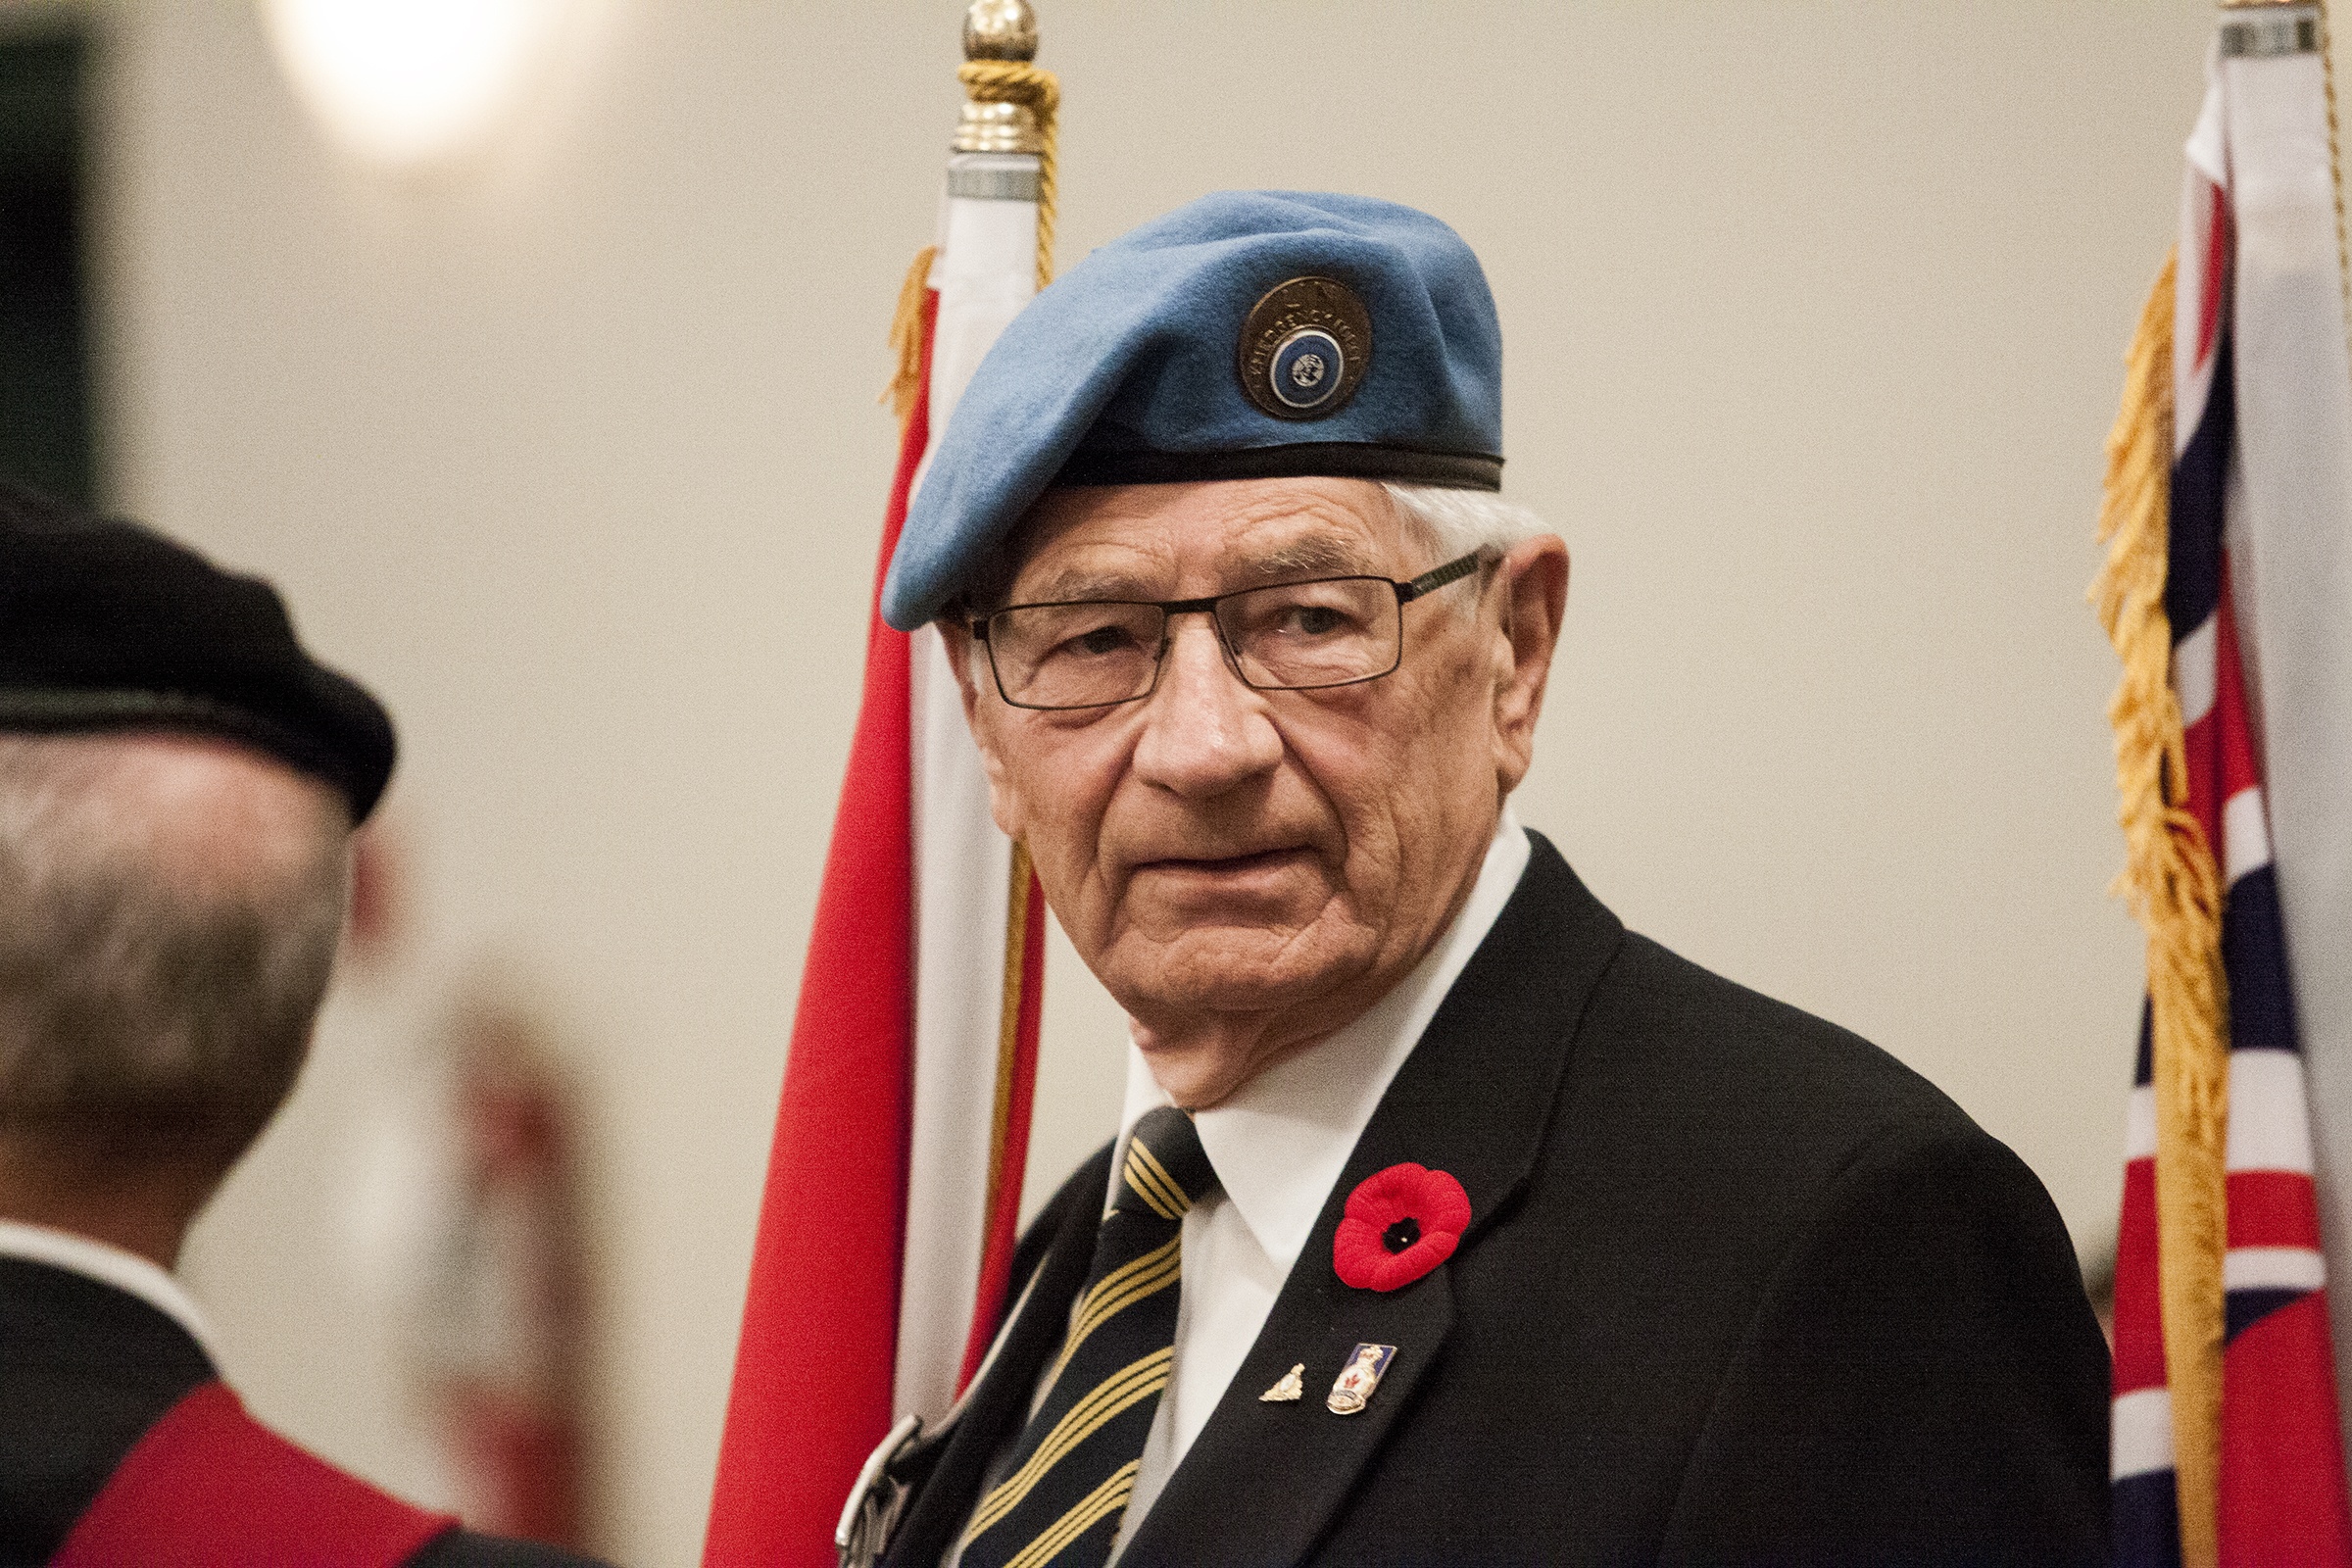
[259,0,565,169]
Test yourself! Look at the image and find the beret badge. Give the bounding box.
[1238,275,1372,421]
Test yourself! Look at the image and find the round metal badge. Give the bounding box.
[1237,275,1371,421]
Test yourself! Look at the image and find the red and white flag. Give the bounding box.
[702,132,1052,1568]
[2105,8,2352,1565]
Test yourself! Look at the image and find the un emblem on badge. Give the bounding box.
[1239,275,1372,421]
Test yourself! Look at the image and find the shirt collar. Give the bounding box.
[1115,806,1533,1276]
[0,1216,219,1359]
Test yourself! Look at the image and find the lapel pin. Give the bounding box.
[1334,1163,1470,1293]
[1260,1363,1304,1403]
[1325,1343,1396,1415]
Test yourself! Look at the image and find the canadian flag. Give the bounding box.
[703,146,1050,1566]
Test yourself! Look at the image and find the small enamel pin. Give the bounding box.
[1325,1343,1396,1415]
[1260,1363,1304,1402]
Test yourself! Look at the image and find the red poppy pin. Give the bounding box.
[1332,1162,1471,1292]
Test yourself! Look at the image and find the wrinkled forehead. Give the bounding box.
[1001,476,1412,603]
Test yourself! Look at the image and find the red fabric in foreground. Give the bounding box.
[703,290,934,1568]
[51,1379,457,1568]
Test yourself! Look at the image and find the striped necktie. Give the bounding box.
[957,1105,1218,1568]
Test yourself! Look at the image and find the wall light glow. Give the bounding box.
[260,0,566,168]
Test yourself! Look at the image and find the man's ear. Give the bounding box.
[1487,535,1569,796]
[939,619,1024,840]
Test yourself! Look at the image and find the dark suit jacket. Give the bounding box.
[0,1253,608,1568]
[878,835,2109,1567]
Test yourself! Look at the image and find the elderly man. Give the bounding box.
[843,194,2108,1567]
[0,483,605,1567]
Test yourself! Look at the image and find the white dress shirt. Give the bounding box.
[1105,807,1531,1553]
[0,1215,218,1359]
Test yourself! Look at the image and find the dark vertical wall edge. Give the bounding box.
[0,19,96,506]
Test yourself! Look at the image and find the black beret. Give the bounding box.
[0,480,396,822]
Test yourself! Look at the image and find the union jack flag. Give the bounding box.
[2109,9,2352,1564]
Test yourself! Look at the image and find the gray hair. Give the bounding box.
[951,480,1550,624]
[1380,483,1548,564]
[1381,483,1548,621]
[0,733,351,1161]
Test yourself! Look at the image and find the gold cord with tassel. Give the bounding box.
[882,48,1059,426]
[2090,248,2230,1568]
[956,58,1060,288]
[2308,0,2352,354]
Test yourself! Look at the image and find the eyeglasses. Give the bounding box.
[970,551,1485,711]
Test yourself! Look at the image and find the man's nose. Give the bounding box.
[1130,614,1283,796]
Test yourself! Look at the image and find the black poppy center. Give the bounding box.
[1382,1216,1422,1253]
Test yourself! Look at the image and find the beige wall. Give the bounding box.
[82,2,2252,1562]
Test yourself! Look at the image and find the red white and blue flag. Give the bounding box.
[2110,8,2352,1564]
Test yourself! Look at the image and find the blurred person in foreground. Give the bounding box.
[0,483,609,1568]
[837,193,2110,1567]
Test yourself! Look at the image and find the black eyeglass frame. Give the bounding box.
[969,549,1489,711]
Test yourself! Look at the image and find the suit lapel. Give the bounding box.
[1118,836,1625,1568]
[884,1145,1110,1568]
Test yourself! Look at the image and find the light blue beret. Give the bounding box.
[879,190,1503,630]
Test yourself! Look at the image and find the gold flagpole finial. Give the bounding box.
[963,0,1039,62]
[956,1,1045,155]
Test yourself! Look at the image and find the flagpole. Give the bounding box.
[2222,0,2350,356]
[713,9,1069,1554]
[942,17,1052,1393]
[939,0,1060,1396]
[956,0,1057,288]
[895,0,1060,1423]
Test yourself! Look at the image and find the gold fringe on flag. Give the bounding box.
[2090,248,2231,1568]
[883,245,940,427]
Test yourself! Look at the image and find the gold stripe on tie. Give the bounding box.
[1123,1141,1188,1220]
[1120,1145,1184,1221]
[960,1349,1173,1544]
[999,1460,1143,1568]
[1126,1137,1192,1215]
[959,1352,1169,1544]
[1042,1239,1181,1390]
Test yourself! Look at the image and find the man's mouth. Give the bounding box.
[1131,846,1313,879]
